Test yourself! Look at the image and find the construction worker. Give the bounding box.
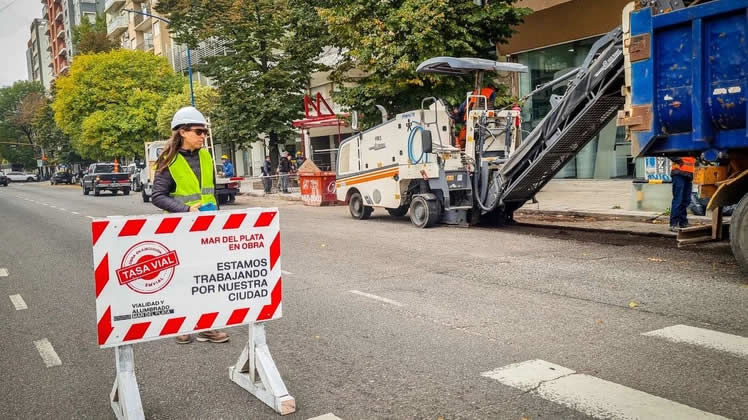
[669,156,696,231]
[454,84,497,149]
[151,106,228,345]
[278,151,291,193]
[262,155,273,193]
[221,154,235,177]
[294,151,305,171]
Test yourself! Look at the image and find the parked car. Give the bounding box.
[6,171,38,182]
[125,163,143,192]
[51,171,73,185]
[0,171,8,186]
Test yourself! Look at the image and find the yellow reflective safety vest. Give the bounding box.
[168,148,217,208]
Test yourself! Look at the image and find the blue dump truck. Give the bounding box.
[617,0,747,270]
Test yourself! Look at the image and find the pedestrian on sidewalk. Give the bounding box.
[278,151,291,193]
[151,106,230,345]
[262,155,273,193]
[669,156,696,231]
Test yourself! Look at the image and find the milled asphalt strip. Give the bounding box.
[349,290,404,307]
[33,339,62,367]
[482,359,728,420]
[643,325,748,358]
[9,294,28,310]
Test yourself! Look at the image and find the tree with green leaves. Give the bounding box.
[156,84,219,138]
[0,81,46,169]
[32,96,80,167]
[155,0,328,163]
[72,14,118,55]
[53,49,183,161]
[317,0,530,127]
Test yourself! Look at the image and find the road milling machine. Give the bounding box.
[336,0,747,271]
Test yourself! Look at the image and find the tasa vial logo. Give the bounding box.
[116,241,180,294]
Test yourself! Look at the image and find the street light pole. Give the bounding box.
[122,9,195,107]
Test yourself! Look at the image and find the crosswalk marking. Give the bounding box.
[349,290,404,307]
[643,324,748,358]
[306,414,342,420]
[33,339,62,367]
[9,294,28,310]
[482,359,727,420]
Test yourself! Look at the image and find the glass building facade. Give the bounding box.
[516,37,635,179]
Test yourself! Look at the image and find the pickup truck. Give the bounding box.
[82,163,132,196]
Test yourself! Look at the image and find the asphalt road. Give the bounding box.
[0,181,746,420]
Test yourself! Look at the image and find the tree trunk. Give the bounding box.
[268,131,280,170]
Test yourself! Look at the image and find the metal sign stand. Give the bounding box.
[229,323,296,415]
[110,345,145,420]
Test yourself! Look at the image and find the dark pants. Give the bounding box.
[262,176,272,193]
[670,174,692,227]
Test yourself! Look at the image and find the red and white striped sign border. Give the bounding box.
[92,208,281,348]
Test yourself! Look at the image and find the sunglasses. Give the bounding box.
[184,128,208,136]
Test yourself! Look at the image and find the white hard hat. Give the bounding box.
[171,106,207,130]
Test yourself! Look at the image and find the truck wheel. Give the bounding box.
[112,190,118,195]
[94,188,100,196]
[386,206,409,217]
[83,186,89,195]
[730,193,748,272]
[409,196,440,228]
[123,188,130,196]
[142,189,150,203]
[349,192,372,220]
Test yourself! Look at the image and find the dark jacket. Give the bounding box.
[279,157,291,173]
[152,149,208,213]
[262,160,272,176]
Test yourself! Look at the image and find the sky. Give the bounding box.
[0,0,43,88]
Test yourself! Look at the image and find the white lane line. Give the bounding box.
[349,290,404,307]
[0,268,8,277]
[33,339,62,367]
[306,414,342,420]
[86,216,95,219]
[49,205,57,209]
[71,211,80,215]
[482,360,727,420]
[643,324,748,358]
[58,207,66,211]
[42,203,49,206]
[281,270,294,275]
[9,294,28,310]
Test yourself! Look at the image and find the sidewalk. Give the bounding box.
[238,178,715,238]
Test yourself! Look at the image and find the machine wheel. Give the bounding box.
[94,188,100,196]
[349,192,372,220]
[386,206,409,217]
[142,189,150,203]
[409,196,440,228]
[123,188,130,196]
[730,193,748,272]
[112,189,118,195]
[83,186,89,195]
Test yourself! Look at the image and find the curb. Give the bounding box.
[514,208,714,224]
[515,222,676,238]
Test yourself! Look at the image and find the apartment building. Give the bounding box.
[500,0,634,179]
[64,0,104,56]
[42,0,69,76]
[27,18,54,91]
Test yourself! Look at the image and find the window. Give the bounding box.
[338,143,350,173]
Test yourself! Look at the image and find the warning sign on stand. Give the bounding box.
[92,208,282,348]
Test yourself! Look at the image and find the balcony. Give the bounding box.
[56,28,65,39]
[133,11,152,32]
[44,25,50,35]
[59,64,69,74]
[104,0,125,14]
[42,5,48,19]
[55,10,63,22]
[57,47,67,58]
[107,14,128,38]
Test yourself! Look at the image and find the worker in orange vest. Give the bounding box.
[454,84,497,150]
[669,156,696,231]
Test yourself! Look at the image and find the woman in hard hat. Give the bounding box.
[151,106,228,344]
